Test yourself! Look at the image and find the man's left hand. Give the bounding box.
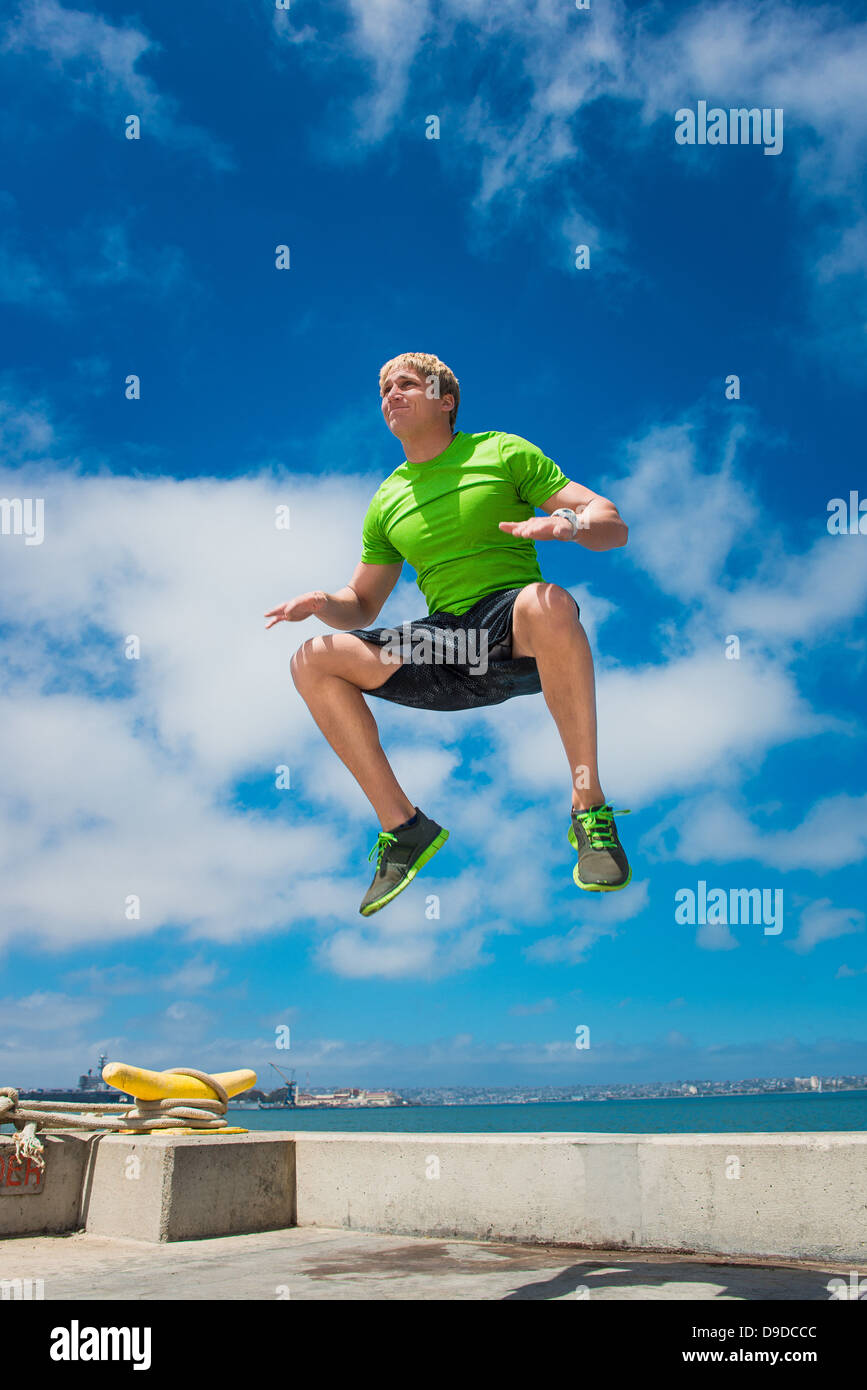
[498,515,575,541]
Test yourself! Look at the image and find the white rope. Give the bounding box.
[0,1068,234,1163]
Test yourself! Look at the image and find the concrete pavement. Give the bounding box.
[1,1227,859,1300]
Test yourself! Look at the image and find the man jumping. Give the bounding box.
[265,352,631,916]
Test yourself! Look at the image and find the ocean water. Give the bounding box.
[227,1090,867,1134]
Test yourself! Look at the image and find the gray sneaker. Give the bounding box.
[359,808,449,916]
[568,802,632,891]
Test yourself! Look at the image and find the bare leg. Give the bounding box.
[511,583,606,812]
[290,634,415,830]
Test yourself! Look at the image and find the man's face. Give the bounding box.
[380,365,453,438]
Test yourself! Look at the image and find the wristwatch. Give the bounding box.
[552,507,580,538]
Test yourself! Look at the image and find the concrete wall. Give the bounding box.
[293,1132,867,1263]
[2,1130,865,1261]
[0,1133,93,1237]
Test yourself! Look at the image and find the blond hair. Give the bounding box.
[379,352,460,430]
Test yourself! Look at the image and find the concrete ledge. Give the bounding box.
[294,1132,867,1263]
[2,1130,865,1260]
[0,1133,93,1236]
[83,1133,295,1242]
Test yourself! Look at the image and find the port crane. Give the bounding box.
[257,1061,298,1109]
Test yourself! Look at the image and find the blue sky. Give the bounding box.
[1,0,866,1091]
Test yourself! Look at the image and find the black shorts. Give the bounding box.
[347,585,581,712]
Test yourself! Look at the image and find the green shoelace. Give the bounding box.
[573,803,631,849]
[368,830,398,870]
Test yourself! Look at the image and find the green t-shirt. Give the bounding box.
[360,430,569,617]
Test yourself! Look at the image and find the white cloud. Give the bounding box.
[0,194,194,321]
[0,389,56,457]
[642,792,867,873]
[310,0,867,353]
[270,4,316,48]
[0,238,66,311]
[344,0,434,144]
[69,220,189,299]
[0,193,66,312]
[477,646,835,810]
[510,997,556,1016]
[317,930,441,980]
[600,409,867,646]
[0,990,103,1032]
[2,0,234,171]
[695,919,739,951]
[0,461,385,951]
[717,535,867,642]
[609,419,760,605]
[788,897,865,955]
[158,957,226,994]
[63,963,146,995]
[314,860,515,981]
[527,879,650,963]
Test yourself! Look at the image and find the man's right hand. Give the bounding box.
[264,591,329,629]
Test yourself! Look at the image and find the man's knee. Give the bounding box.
[515,582,578,627]
[289,637,318,687]
[291,633,390,691]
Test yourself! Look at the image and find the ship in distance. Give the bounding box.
[15,1054,134,1104]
